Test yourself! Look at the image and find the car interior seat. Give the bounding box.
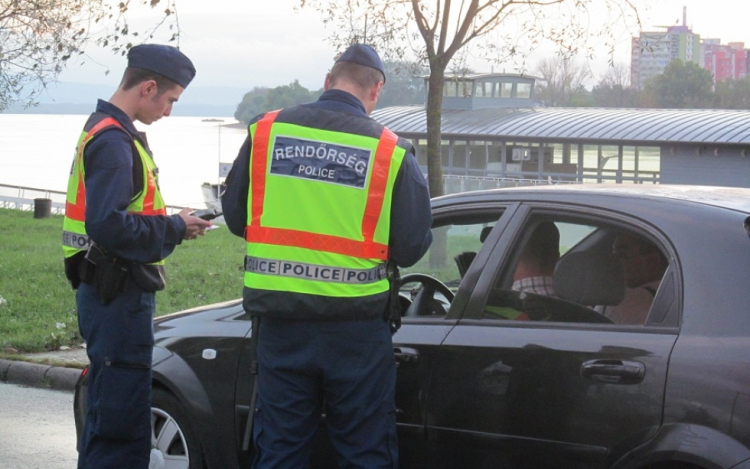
[553,251,626,307]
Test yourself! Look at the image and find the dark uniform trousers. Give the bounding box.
[76,279,154,469]
[253,316,398,469]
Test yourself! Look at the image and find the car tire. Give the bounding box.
[151,387,204,469]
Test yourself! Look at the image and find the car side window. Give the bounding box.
[400,214,501,291]
[482,215,671,326]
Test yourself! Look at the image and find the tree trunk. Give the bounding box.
[425,66,447,269]
[425,68,446,199]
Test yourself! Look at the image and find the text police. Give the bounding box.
[270,136,372,188]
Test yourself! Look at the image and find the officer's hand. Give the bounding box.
[179,208,213,240]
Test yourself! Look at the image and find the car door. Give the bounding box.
[422,203,681,469]
[393,202,515,468]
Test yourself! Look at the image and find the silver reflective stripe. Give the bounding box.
[62,231,91,250]
[245,256,386,284]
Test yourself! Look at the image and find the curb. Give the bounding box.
[0,358,81,392]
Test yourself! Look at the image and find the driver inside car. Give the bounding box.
[485,221,560,320]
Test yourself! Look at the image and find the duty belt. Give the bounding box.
[244,256,387,284]
[62,231,91,250]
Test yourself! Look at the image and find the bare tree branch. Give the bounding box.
[0,0,181,110]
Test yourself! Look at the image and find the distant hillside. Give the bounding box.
[4,82,248,117]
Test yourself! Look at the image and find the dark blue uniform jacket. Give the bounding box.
[222,89,433,320]
[82,100,186,264]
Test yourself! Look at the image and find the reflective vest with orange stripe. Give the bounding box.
[244,110,406,298]
[62,114,167,261]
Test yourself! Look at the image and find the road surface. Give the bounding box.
[0,382,78,469]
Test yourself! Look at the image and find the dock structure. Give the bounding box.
[371,73,750,193]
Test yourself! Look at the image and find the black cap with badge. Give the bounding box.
[335,44,386,83]
[127,44,196,89]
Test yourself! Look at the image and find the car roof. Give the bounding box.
[433,184,750,214]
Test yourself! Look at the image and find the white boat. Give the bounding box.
[201,162,233,212]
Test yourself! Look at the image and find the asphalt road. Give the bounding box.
[0,382,79,469]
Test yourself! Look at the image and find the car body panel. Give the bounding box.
[73,185,750,469]
[422,323,677,469]
[151,301,249,469]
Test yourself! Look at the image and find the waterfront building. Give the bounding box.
[371,73,750,195]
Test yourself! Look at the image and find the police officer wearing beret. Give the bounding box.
[222,44,433,468]
[62,44,212,469]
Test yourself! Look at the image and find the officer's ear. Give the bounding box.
[369,80,384,102]
[324,73,333,91]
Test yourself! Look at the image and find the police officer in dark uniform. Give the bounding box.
[63,44,212,469]
[221,44,433,468]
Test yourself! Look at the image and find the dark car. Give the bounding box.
[74,184,750,469]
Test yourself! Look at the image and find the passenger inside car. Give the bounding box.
[601,233,668,325]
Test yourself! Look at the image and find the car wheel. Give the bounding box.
[151,388,204,469]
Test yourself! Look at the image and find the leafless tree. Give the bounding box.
[534,56,591,106]
[299,0,644,198]
[0,0,179,111]
[598,62,630,89]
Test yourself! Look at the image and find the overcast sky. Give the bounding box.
[58,0,750,92]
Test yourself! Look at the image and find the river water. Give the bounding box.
[0,113,248,208]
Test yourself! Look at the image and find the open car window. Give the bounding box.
[400,212,504,290]
[397,209,506,319]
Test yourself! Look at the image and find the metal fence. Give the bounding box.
[0,183,186,215]
[443,175,571,195]
[0,184,67,214]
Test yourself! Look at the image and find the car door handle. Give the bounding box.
[394,347,418,366]
[580,359,645,384]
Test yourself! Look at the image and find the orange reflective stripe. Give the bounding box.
[362,128,397,244]
[65,201,85,221]
[247,226,389,260]
[142,166,158,213]
[248,112,396,260]
[66,117,123,221]
[251,110,282,227]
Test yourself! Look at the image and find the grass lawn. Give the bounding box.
[0,208,246,353]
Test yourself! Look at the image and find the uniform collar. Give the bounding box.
[317,89,368,116]
[95,99,141,137]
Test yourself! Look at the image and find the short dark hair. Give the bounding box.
[522,221,560,268]
[120,67,180,94]
[329,61,384,90]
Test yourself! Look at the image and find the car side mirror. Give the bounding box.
[745,216,750,240]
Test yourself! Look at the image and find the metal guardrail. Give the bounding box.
[0,184,67,214]
[0,183,185,215]
[442,175,573,194]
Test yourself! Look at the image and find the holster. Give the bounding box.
[385,261,402,334]
[64,251,96,290]
[85,244,130,305]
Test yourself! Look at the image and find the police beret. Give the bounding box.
[127,44,196,89]
[335,44,386,83]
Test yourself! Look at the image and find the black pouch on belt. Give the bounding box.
[85,244,130,305]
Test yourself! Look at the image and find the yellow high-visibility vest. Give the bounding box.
[62,115,167,264]
[244,110,406,298]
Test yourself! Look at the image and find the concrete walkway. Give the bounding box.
[0,348,88,392]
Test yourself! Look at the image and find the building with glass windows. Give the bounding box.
[371,73,750,194]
